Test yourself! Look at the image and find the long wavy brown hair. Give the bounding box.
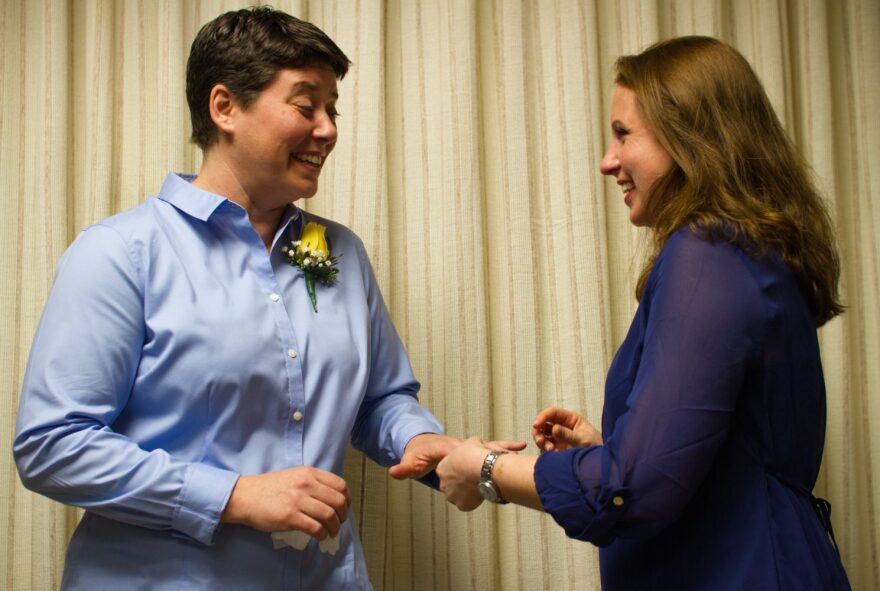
[616,36,843,326]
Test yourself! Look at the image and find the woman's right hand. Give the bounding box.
[532,406,602,452]
[221,466,351,539]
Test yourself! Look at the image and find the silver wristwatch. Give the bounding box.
[478,450,509,504]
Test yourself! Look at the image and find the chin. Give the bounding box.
[290,183,319,200]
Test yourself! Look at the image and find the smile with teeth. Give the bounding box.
[621,181,635,194]
[292,153,323,166]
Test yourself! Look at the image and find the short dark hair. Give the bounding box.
[186,6,351,149]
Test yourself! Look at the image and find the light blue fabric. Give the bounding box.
[14,172,443,590]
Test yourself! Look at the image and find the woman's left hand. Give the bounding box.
[436,437,494,511]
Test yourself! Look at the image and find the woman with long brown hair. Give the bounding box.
[437,36,851,589]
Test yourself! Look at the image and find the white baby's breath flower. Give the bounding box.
[285,221,340,313]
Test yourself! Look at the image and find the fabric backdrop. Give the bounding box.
[2,1,878,589]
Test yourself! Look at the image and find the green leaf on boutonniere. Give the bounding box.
[282,221,340,312]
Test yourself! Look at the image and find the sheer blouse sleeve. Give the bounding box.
[534,230,767,545]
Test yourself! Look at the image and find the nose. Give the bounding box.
[599,145,618,177]
[314,111,338,144]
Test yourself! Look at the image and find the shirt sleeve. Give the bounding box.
[348,241,444,467]
[13,224,238,546]
[535,231,765,545]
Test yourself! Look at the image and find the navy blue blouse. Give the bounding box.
[535,228,850,589]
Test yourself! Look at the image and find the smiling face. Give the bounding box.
[227,65,339,205]
[599,85,675,227]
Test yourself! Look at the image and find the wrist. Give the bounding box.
[221,475,249,525]
[477,449,509,504]
[405,432,453,453]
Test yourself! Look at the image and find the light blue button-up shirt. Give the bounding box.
[14,173,443,590]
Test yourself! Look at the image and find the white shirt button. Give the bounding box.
[292,410,304,422]
[287,349,298,358]
[270,293,280,302]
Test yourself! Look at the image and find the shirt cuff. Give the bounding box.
[172,463,240,546]
[535,448,629,546]
[387,412,444,461]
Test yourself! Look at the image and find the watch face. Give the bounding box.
[478,480,501,503]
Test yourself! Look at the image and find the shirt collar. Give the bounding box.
[157,173,303,230]
[157,173,227,221]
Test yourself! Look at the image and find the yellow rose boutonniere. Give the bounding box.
[282,221,340,312]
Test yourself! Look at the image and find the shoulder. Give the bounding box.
[645,226,768,327]
[60,198,172,287]
[89,197,164,241]
[661,225,740,258]
[653,226,754,280]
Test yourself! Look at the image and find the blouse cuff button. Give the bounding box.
[612,496,625,507]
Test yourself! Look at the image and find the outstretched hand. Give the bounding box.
[532,406,602,452]
[388,433,526,481]
[388,433,461,480]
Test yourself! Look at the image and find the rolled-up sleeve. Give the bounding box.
[535,232,763,545]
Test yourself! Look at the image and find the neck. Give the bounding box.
[193,152,288,251]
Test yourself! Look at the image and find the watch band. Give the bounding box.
[479,450,509,504]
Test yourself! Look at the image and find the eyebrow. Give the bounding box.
[290,81,338,100]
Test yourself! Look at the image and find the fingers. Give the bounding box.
[532,407,593,451]
[532,419,555,451]
[223,467,352,538]
[442,488,484,512]
[484,439,527,452]
[532,406,581,430]
[387,464,412,480]
[532,406,562,430]
[436,450,485,512]
[547,423,576,448]
[295,494,343,539]
[389,434,468,481]
[308,469,351,526]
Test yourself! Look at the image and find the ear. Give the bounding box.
[207,84,237,136]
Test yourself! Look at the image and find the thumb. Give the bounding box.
[388,457,430,480]
[550,424,576,443]
[388,462,413,480]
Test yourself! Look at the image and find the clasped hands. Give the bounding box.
[435,406,602,511]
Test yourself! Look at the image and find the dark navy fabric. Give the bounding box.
[535,227,850,590]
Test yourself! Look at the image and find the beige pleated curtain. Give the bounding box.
[2,0,878,589]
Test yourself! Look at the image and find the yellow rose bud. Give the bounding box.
[298,222,329,256]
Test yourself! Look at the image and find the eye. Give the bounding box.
[294,103,315,117]
[327,109,340,123]
[613,124,629,141]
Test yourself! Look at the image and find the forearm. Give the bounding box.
[437,440,543,512]
[351,393,443,466]
[492,453,544,511]
[14,424,237,544]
